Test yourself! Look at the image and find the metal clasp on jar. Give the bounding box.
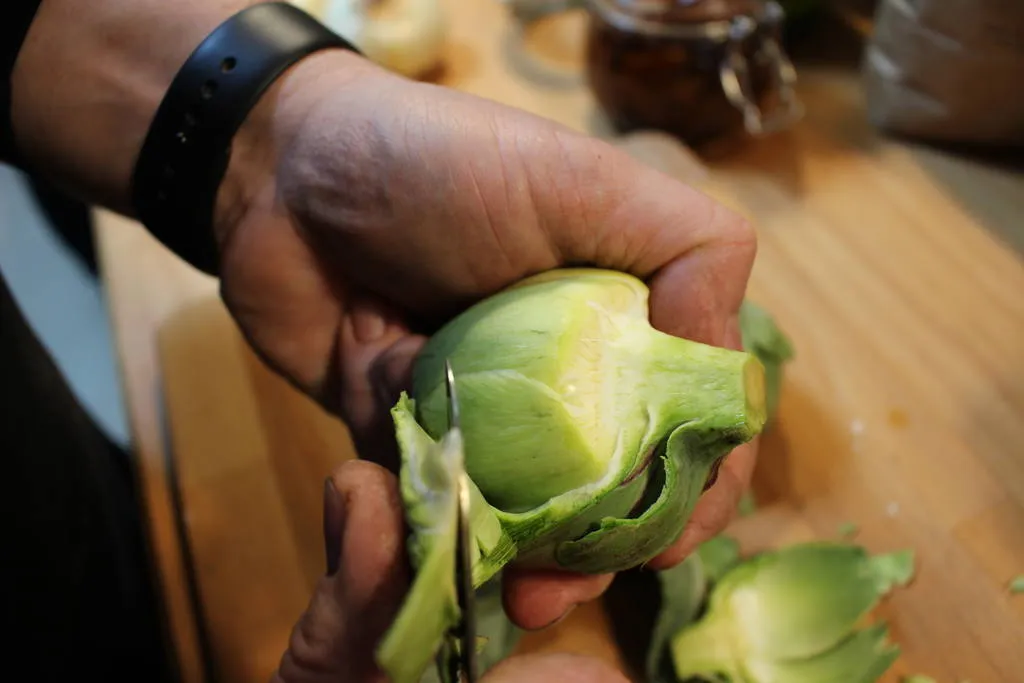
[718,1,804,136]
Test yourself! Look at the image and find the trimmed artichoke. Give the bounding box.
[376,268,769,682]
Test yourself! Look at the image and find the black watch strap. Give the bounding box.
[130,2,360,276]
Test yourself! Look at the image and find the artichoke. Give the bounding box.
[375,268,769,682]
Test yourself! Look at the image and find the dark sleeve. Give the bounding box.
[1,0,43,168]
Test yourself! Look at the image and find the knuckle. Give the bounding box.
[277,607,339,680]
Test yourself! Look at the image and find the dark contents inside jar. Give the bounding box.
[585,0,779,148]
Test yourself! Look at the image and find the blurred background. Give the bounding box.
[2,1,1022,682]
[2,0,1019,465]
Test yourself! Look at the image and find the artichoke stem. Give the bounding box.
[634,327,767,445]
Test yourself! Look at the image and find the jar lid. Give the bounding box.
[590,0,778,40]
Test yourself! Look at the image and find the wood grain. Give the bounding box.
[95,1,1024,681]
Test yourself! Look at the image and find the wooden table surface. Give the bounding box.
[94,2,1024,682]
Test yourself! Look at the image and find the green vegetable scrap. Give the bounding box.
[737,490,758,517]
[697,535,742,584]
[646,555,711,683]
[901,676,938,683]
[837,521,859,538]
[375,269,770,683]
[630,537,916,683]
[642,536,746,683]
[738,300,795,422]
[1009,574,1024,594]
[733,300,794,520]
[669,542,915,683]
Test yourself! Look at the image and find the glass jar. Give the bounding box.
[508,0,804,148]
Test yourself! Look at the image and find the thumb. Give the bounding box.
[482,653,631,683]
[273,459,410,683]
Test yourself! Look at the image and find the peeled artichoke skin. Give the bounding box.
[669,542,915,683]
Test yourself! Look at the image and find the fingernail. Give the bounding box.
[703,457,724,492]
[352,305,386,343]
[324,477,346,576]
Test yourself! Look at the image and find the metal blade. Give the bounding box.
[445,359,478,682]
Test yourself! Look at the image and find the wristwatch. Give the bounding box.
[130,2,362,276]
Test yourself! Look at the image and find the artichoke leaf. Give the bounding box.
[376,396,514,683]
[642,535,739,683]
[746,624,900,683]
[645,554,709,683]
[696,535,742,584]
[738,300,794,422]
[553,417,744,573]
[670,542,915,682]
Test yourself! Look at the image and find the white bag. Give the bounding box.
[863,0,1024,146]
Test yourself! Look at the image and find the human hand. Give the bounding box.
[274,459,630,683]
[217,50,758,630]
[7,0,754,644]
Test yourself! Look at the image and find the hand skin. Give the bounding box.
[274,459,631,683]
[12,0,758,633]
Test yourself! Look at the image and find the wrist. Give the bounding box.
[212,48,381,249]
